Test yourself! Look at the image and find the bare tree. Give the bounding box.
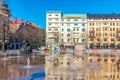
[10,24,46,48]
[0,16,9,52]
[0,1,10,52]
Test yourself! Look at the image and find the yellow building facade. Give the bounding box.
[87,14,120,49]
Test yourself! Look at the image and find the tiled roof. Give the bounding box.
[87,14,120,19]
[11,19,24,24]
[10,19,39,29]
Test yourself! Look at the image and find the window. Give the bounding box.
[99,23,101,26]
[90,23,94,26]
[118,39,120,41]
[55,14,58,16]
[111,39,114,41]
[113,28,115,31]
[67,62,70,65]
[67,39,70,42]
[104,38,107,41]
[67,34,70,37]
[96,23,98,26]
[82,19,85,21]
[99,33,101,36]
[105,28,107,30]
[118,28,120,31]
[62,23,64,26]
[113,23,115,26]
[89,23,92,26]
[116,23,119,26]
[97,38,100,41]
[49,23,51,26]
[48,14,52,16]
[73,39,75,42]
[90,39,93,41]
[61,62,63,64]
[62,39,64,42]
[110,33,112,36]
[61,34,64,37]
[48,29,51,31]
[55,29,58,31]
[105,33,107,36]
[113,33,115,36]
[62,19,64,21]
[62,28,64,32]
[96,28,98,31]
[103,22,107,25]
[110,28,112,31]
[73,28,75,31]
[96,33,98,36]
[74,24,78,26]
[82,39,85,42]
[82,23,85,26]
[77,28,79,31]
[67,28,70,32]
[77,39,79,42]
[82,28,85,32]
[74,19,78,21]
[56,19,58,21]
[110,23,112,26]
[67,19,70,21]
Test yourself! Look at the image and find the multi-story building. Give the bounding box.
[0,1,10,51]
[9,18,24,33]
[46,11,87,47]
[9,18,46,49]
[87,14,120,49]
[46,11,120,49]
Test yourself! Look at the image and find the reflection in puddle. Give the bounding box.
[0,54,45,80]
[0,52,120,80]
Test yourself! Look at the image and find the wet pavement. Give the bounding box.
[0,50,120,80]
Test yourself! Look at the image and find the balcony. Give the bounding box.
[48,26,59,28]
[89,36,95,38]
[72,36,79,38]
[116,36,120,38]
[117,30,120,33]
[48,30,59,33]
[89,30,95,33]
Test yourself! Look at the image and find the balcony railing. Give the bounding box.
[89,30,95,33]
[117,30,120,33]
[89,36,95,38]
[116,36,120,38]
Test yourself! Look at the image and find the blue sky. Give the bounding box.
[6,0,120,29]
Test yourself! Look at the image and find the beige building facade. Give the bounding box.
[87,14,120,49]
[46,11,120,49]
[46,11,87,47]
